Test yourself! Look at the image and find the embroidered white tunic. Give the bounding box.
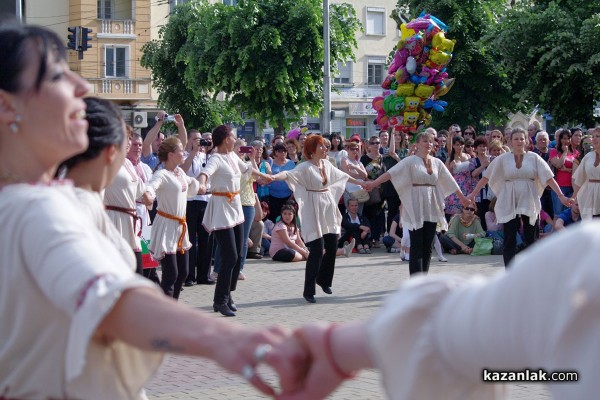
[146,167,200,259]
[483,152,553,225]
[369,221,600,400]
[104,158,147,251]
[388,155,459,231]
[201,152,251,232]
[285,159,350,243]
[572,151,600,220]
[0,183,163,400]
[75,188,136,271]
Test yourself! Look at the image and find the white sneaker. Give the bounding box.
[238,272,246,280]
[404,253,410,261]
[343,238,356,257]
[438,255,448,262]
[210,271,218,281]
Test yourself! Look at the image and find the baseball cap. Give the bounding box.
[348,134,362,142]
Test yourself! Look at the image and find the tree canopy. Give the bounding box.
[487,0,600,127]
[142,0,361,132]
[392,0,600,129]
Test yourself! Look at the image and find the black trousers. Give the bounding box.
[339,225,371,247]
[213,224,244,305]
[304,233,338,297]
[408,221,437,275]
[160,250,189,300]
[476,199,490,231]
[503,215,537,267]
[383,194,400,233]
[134,250,143,276]
[186,200,214,283]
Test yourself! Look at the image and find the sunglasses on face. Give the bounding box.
[370,142,381,145]
[464,207,476,212]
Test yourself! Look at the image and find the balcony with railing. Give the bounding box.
[87,78,152,101]
[96,0,136,38]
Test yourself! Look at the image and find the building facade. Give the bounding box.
[19,0,398,138]
[328,0,399,139]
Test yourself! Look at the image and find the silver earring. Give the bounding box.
[9,115,22,133]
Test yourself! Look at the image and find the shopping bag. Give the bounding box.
[471,237,493,256]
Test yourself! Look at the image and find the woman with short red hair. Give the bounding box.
[271,135,365,303]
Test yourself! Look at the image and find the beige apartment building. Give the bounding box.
[19,0,398,137]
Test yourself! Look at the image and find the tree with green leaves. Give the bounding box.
[486,0,600,127]
[141,5,240,132]
[142,0,361,132]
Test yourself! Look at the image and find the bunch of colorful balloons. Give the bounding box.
[372,12,456,133]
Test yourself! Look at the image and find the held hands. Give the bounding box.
[460,194,473,208]
[231,323,358,399]
[559,194,573,207]
[197,183,207,195]
[362,181,375,192]
[142,192,155,207]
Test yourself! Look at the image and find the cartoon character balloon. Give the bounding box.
[377,12,456,133]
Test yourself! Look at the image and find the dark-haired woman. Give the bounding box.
[328,133,348,167]
[145,137,200,300]
[269,203,309,262]
[0,23,301,399]
[469,136,491,229]
[271,135,365,303]
[197,125,272,316]
[549,128,578,217]
[61,97,141,272]
[444,135,472,220]
[267,143,295,222]
[469,128,571,266]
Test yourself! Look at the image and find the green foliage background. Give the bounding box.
[142,0,361,132]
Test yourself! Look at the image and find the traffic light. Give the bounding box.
[81,27,92,51]
[67,26,79,51]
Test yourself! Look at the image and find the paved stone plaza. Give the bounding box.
[146,249,552,400]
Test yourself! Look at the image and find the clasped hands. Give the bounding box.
[225,322,356,400]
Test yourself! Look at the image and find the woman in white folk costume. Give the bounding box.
[144,136,200,299]
[197,125,272,317]
[0,23,303,400]
[365,132,470,275]
[104,124,152,275]
[469,128,571,266]
[60,97,138,270]
[271,135,366,303]
[572,127,600,219]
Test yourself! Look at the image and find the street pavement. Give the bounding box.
[145,248,552,400]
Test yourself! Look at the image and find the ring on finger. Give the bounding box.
[242,364,255,381]
[253,344,272,364]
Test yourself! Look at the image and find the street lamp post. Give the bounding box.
[323,0,331,135]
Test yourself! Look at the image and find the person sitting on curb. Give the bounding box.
[440,205,485,255]
[269,204,309,262]
[554,201,581,231]
[339,198,371,254]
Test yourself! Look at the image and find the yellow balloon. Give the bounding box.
[400,23,416,41]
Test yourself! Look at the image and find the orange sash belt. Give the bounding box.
[105,205,142,237]
[157,210,187,254]
[212,191,240,203]
[589,179,600,183]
